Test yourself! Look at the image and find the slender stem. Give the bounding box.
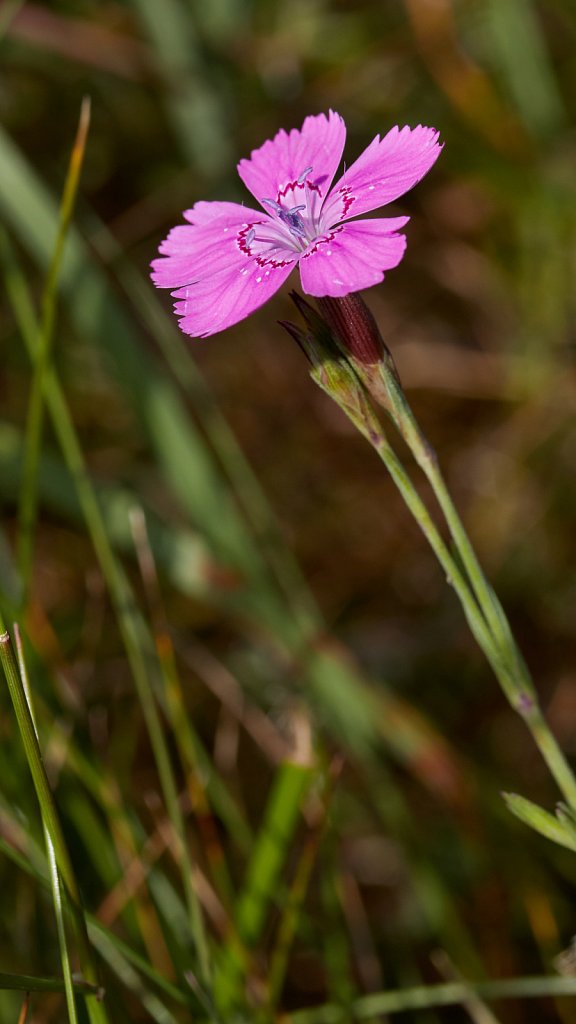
[521,701,576,806]
[301,297,576,811]
[376,369,576,809]
[384,369,528,677]
[368,433,508,682]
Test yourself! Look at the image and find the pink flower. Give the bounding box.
[151,110,442,338]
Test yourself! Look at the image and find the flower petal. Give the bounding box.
[152,199,297,336]
[172,257,295,337]
[151,201,266,288]
[182,200,257,226]
[237,110,346,208]
[322,125,442,224]
[298,217,408,298]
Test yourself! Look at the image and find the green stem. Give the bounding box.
[385,369,528,675]
[303,300,576,812]
[377,368,576,809]
[366,432,507,682]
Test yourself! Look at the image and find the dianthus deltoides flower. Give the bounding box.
[151,111,442,338]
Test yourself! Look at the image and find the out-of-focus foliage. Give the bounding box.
[1,1,576,1022]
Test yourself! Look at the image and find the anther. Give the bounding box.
[278,208,307,239]
[261,198,282,214]
[245,227,255,246]
[261,196,308,242]
[298,166,313,184]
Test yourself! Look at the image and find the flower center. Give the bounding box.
[261,198,307,241]
[261,166,322,250]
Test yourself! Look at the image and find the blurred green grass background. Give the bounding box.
[1,0,576,1021]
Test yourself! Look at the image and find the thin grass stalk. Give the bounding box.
[19,680,181,968]
[14,625,79,1024]
[0,974,98,996]
[0,619,108,1024]
[88,921,190,1012]
[263,760,338,1018]
[431,951,503,1024]
[263,835,318,1017]
[2,233,212,986]
[86,929,182,1024]
[289,975,576,1023]
[130,508,238,910]
[17,97,90,599]
[0,819,191,1014]
[321,834,355,1014]
[215,735,315,1015]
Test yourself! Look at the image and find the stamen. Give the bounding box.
[278,208,307,240]
[297,165,313,184]
[261,198,282,214]
[261,195,308,244]
[245,227,255,246]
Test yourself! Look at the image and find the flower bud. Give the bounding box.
[316,293,385,365]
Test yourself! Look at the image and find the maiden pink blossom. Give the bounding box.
[151,111,442,338]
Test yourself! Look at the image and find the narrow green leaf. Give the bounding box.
[17,97,91,598]
[0,973,99,996]
[215,747,315,1014]
[14,626,80,1024]
[503,792,576,850]
[0,624,109,1024]
[1,236,212,989]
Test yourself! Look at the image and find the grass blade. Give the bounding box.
[17,97,90,600]
[0,621,108,1024]
[289,975,576,1022]
[215,726,315,1014]
[0,973,99,996]
[14,625,80,1024]
[2,244,213,988]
